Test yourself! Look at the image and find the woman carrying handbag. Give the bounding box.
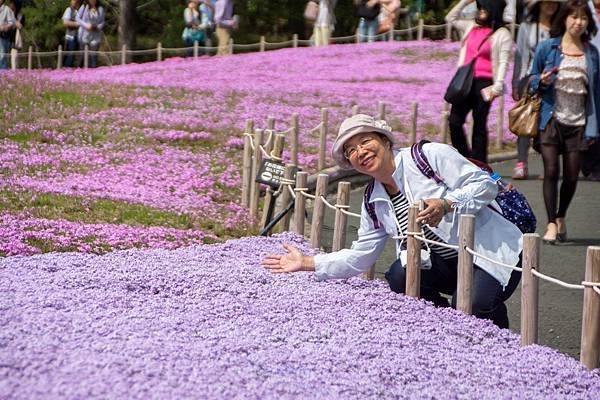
[445,0,512,163]
[511,0,565,180]
[529,0,600,244]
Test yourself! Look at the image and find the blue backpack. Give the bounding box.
[364,141,537,234]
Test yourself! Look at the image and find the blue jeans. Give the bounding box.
[385,251,522,329]
[358,18,379,43]
[0,37,10,69]
[64,38,78,68]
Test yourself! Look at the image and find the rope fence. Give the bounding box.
[8,21,522,71]
[240,104,599,371]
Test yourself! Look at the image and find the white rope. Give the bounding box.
[286,184,297,199]
[393,26,419,34]
[308,122,323,134]
[582,281,600,288]
[320,195,338,211]
[464,246,523,272]
[268,150,283,161]
[263,129,274,148]
[531,269,585,290]
[233,43,261,50]
[298,190,315,200]
[259,145,270,159]
[319,195,355,214]
[594,286,600,296]
[277,127,294,135]
[423,24,448,31]
[340,208,361,218]
[242,132,256,151]
[413,235,459,250]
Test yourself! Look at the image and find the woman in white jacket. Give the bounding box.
[262,114,523,329]
[445,0,512,163]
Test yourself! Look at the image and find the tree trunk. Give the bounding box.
[118,0,137,63]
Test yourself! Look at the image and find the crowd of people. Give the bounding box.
[264,0,600,330]
[0,0,23,70]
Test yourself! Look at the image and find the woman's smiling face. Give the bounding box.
[344,132,391,175]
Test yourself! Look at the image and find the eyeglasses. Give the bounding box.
[344,136,376,160]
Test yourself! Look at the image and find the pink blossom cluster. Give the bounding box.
[0,212,210,256]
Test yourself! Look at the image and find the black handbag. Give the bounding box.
[444,33,492,105]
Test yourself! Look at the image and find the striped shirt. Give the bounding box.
[390,191,457,260]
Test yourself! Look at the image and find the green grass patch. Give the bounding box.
[0,190,195,230]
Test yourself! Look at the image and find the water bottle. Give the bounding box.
[490,172,510,192]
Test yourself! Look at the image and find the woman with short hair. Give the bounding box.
[262,114,523,329]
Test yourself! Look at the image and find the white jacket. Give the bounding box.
[445,0,513,96]
[314,143,523,287]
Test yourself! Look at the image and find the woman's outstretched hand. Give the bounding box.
[261,243,312,274]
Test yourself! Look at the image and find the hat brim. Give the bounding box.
[332,125,395,170]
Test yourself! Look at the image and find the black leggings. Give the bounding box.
[449,78,493,163]
[541,144,581,223]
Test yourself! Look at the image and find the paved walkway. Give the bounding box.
[321,152,600,359]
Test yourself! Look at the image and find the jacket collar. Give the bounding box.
[368,150,404,203]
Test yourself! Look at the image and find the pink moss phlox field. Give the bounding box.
[0,213,211,256]
[1,232,599,399]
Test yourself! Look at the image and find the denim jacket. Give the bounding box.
[530,36,600,139]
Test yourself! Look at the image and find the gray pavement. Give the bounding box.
[320,152,600,360]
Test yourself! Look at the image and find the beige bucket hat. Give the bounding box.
[332,114,395,170]
[526,0,566,10]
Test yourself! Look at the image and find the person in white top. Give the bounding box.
[62,0,82,68]
[262,114,523,329]
[0,0,15,69]
[314,0,337,46]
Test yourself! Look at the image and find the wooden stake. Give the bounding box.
[521,234,540,346]
[260,36,265,52]
[261,134,285,230]
[318,108,328,171]
[241,119,254,208]
[84,45,89,69]
[57,45,62,69]
[249,129,264,222]
[406,204,421,298]
[291,113,299,167]
[378,101,386,120]
[352,105,359,116]
[332,182,350,252]
[293,34,298,48]
[410,102,418,144]
[121,44,127,65]
[27,46,32,70]
[157,42,162,61]
[293,172,308,236]
[193,41,199,58]
[275,164,295,232]
[457,214,475,315]
[417,19,424,41]
[580,246,600,370]
[445,23,452,41]
[310,174,329,249]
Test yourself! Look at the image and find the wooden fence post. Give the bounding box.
[355,28,360,44]
[121,44,127,65]
[293,34,298,48]
[417,19,424,41]
[10,48,17,70]
[388,27,394,42]
[410,102,418,144]
[57,45,62,69]
[378,101,386,120]
[275,164,295,233]
[84,45,89,69]
[265,117,276,156]
[157,42,162,61]
[261,134,285,230]
[291,113,299,167]
[496,95,504,150]
[440,107,449,144]
[332,182,350,252]
[318,108,328,171]
[27,46,32,70]
[310,174,329,249]
[580,246,600,370]
[241,119,254,208]
[260,36,266,52]
[249,129,264,222]
[521,233,540,346]
[406,204,421,298]
[457,214,475,315]
[228,38,234,55]
[445,23,452,41]
[193,40,199,58]
[293,172,308,236]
